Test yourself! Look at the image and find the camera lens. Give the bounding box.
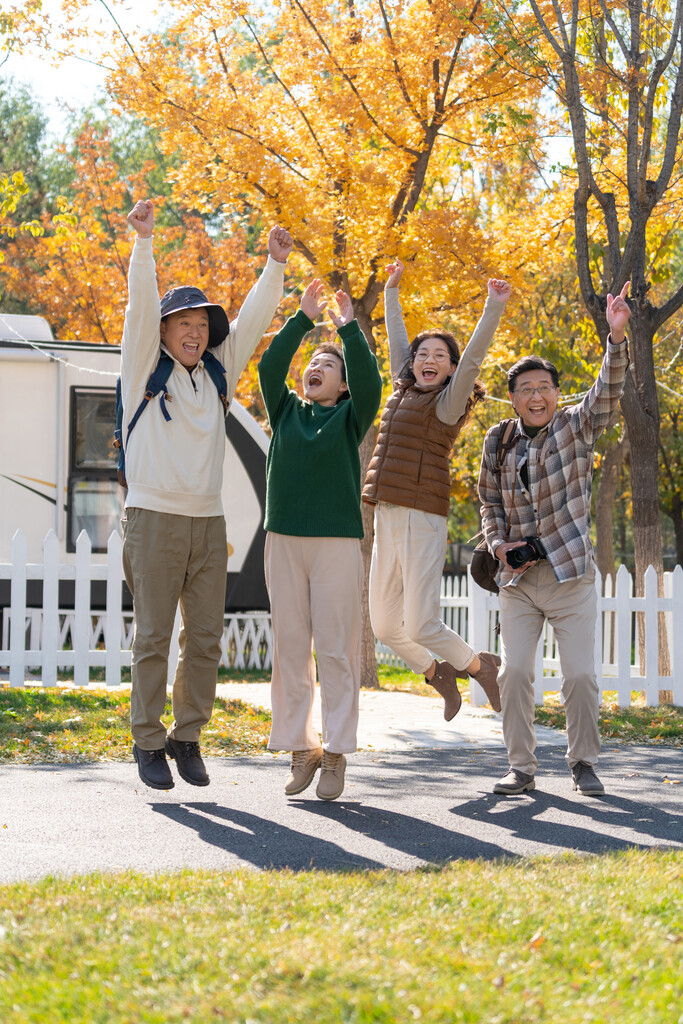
[507,543,535,568]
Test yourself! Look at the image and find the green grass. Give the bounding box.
[535,699,683,746]
[0,849,680,1023]
[0,688,271,763]
[1,665,681,763]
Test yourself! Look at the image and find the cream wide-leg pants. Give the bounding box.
[368,503,475,676]
[265,532,363,754]
[497,559,601,774]
[122,507,228,750]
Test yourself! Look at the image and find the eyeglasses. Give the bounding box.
[514,384,556,397]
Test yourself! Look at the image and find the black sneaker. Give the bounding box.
[571,761,605,796]
[493,768,535,794]
[165,737,210,787]
[133,744,174,790]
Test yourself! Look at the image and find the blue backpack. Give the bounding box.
[113,350,229,488]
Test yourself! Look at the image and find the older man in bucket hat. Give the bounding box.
[121,199,292,791]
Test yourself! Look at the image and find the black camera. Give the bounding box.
[506,537,546,569]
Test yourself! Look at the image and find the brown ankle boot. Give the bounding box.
[471,651,502,711]
[426,662,462,721]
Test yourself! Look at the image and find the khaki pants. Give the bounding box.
[497,559,600,774]
[369,504,475,675]
[265,533,363,754]
[122,507,228,750]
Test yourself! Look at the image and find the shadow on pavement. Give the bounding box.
[149,801,388,871]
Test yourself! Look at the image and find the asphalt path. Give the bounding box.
[1,744,681,882]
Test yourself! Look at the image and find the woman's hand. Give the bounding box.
[329,290,354,328]
[488,279,512,303]
[300,279,327,322]
[268,225,293,264]
[384,259,404,289]
[606,281,631,343]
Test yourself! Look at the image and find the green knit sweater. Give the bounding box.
[258,308,382,537]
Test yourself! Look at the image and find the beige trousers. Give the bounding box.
[265,533,363,754]
[122,507,228,750]
[497,559,600,774]
[369,504,475,675]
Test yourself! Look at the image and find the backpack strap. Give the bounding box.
[494,417,519,471]
[202,350,230,416]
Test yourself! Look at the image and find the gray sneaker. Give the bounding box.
[493,768,535,794]
[571,761,605,795]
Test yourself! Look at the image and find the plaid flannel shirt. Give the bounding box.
[478,339,629,587]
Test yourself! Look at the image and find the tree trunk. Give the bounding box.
[594,427,629,584]
[619,316,671,685]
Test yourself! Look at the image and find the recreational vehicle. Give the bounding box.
[0,313,270,614]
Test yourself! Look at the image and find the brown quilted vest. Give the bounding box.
[362,380,465,516]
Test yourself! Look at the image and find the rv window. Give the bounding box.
[68,479,121,552]
[72,390,118,471]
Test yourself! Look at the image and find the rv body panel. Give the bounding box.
[0,319,270,611]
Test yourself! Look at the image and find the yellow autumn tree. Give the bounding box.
[15,0,569,683]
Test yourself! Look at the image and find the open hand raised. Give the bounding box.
[329,290,354,328]
[300,279,327,322]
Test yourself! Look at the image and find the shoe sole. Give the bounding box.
[165,742,210,787]
[285,755,323,796]
[316,784,344,801]
[572,781,604,796]
[493,779,535,794]
[133,745,175,790]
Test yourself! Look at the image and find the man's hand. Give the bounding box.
[127,199,154,238]
[385,259,404,289]
[495,540,536,574]
[488,279,512,303]
[300,279,327,322]
[329,290,354,328]
[606,281,631,343]
[268,226,293,264]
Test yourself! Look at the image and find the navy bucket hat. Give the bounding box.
[159,286,230,348]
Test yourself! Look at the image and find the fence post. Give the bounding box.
[105,531,123,688]
[42,530,60,688]
[671,566,683,706]
[615,564,632,706]
[593,565,603,700]
[167,605,181,687]
[73,531,91,688]
[467,569,489,707]
[9,530,27,687]
[643,566,660,706]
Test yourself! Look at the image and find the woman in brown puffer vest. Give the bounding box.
[362,259,511,719]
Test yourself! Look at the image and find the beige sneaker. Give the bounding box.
[316,751,347,801]
[284,747,323,796]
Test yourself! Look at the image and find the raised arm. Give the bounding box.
[215,225,292,399]
[572,281,631,445]
[383,259,411,379]
[258,280,319,425]
[436,279,511,425]
[121,200,164,391]
[329,290,382,438]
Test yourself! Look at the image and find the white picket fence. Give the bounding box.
[1,529,682,706]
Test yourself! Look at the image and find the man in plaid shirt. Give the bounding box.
[477,284,631,796]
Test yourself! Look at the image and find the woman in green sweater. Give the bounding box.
[259,280,382,801]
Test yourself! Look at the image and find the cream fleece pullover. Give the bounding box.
[121,236,284,516]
